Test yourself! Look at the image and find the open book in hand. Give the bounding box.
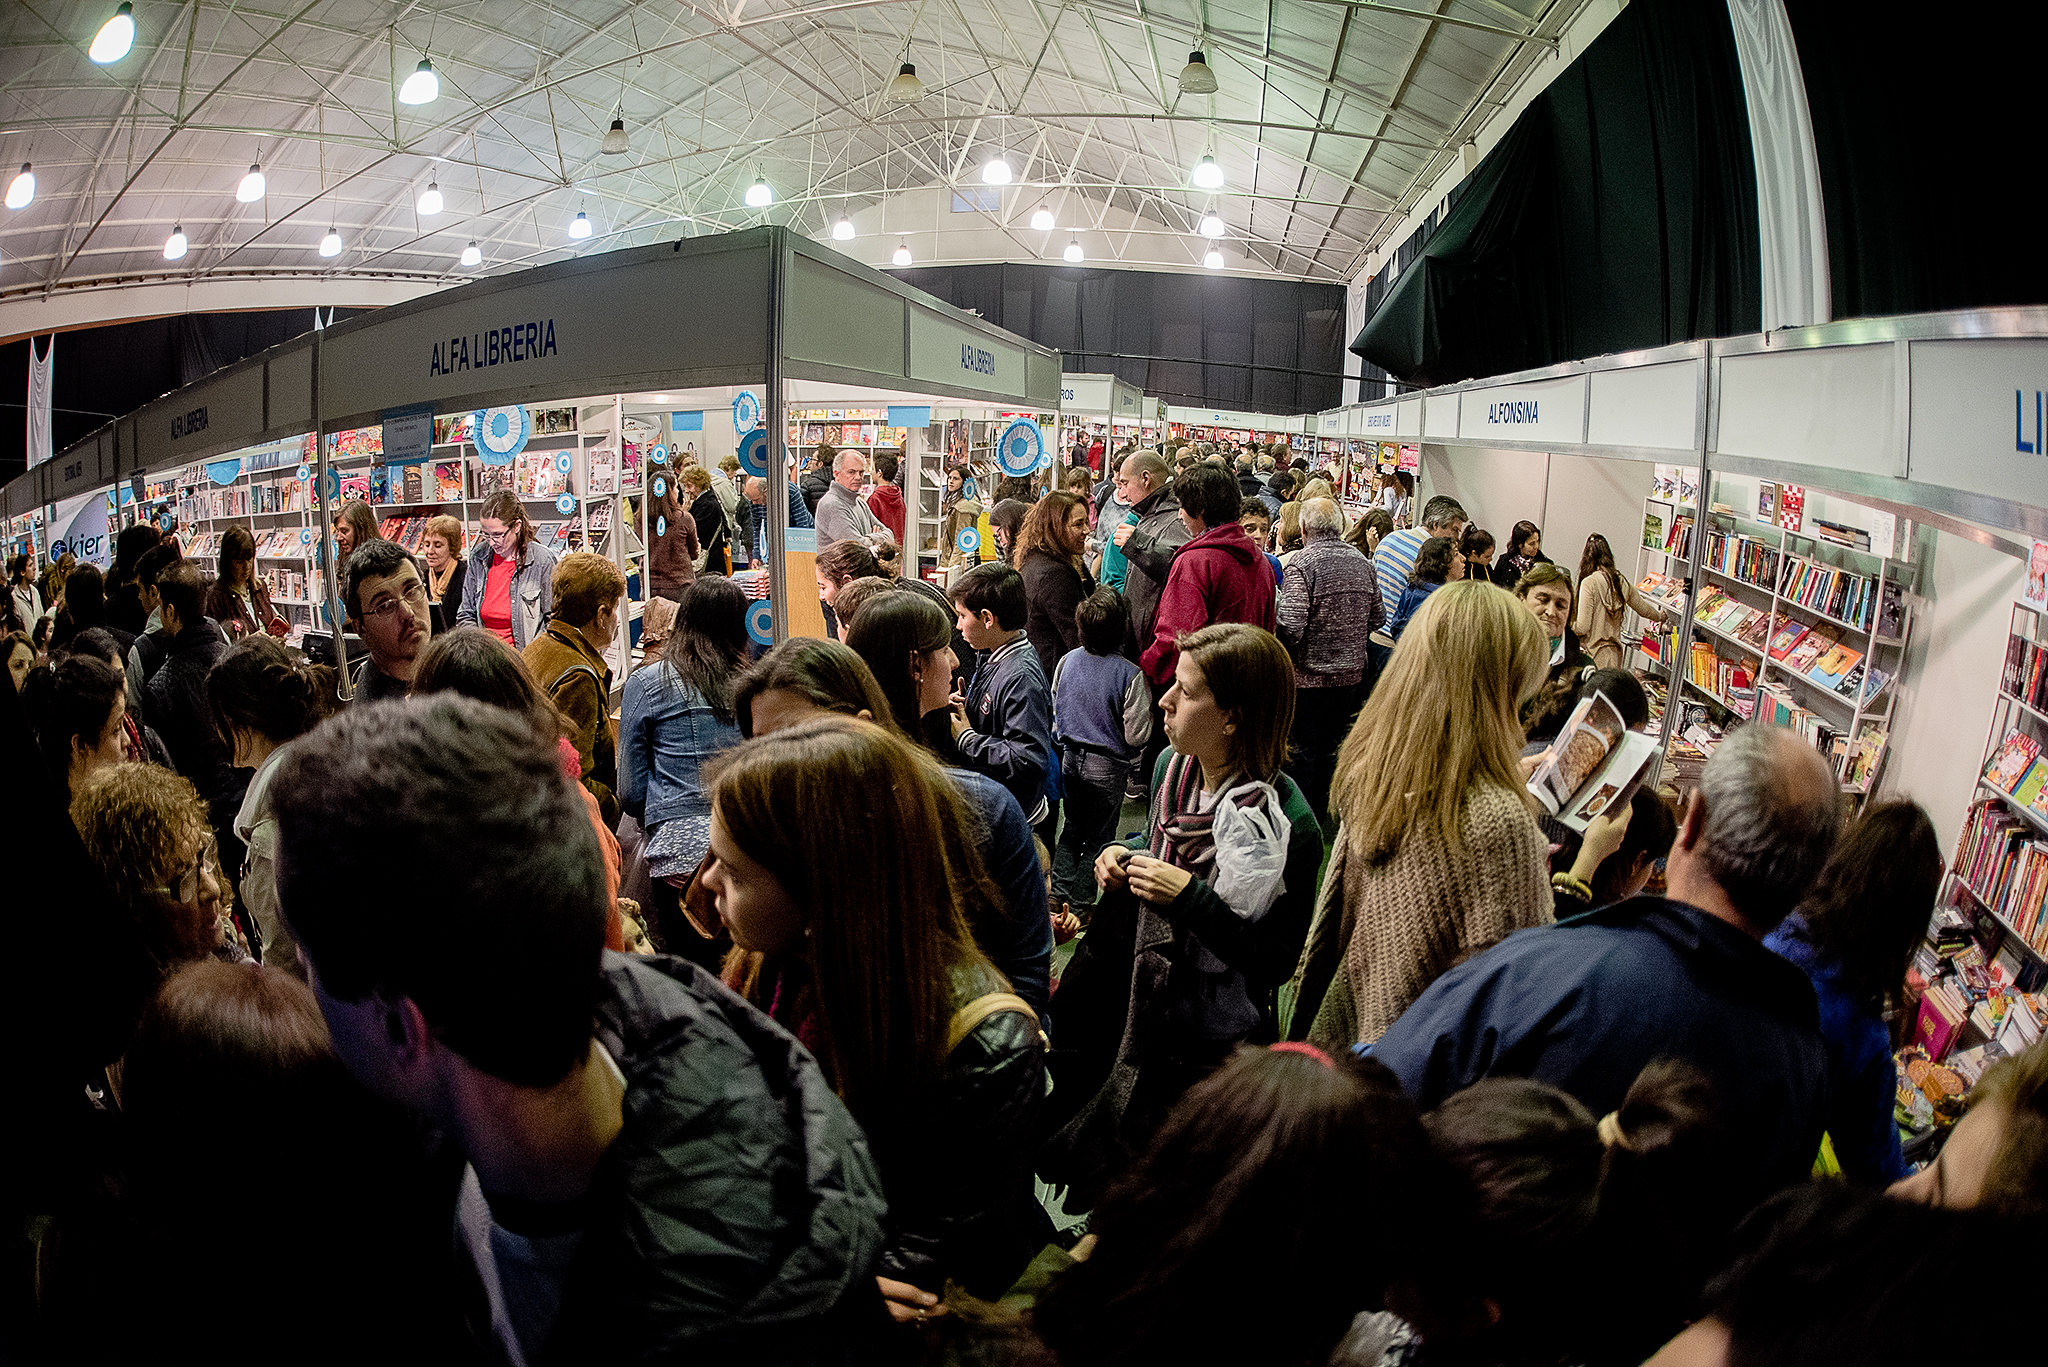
[1525,690,1660,833]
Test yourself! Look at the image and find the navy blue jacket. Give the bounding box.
[945,767,1053,1022]
[1371,896,1829,1197]
[958,636,1052,821]
[747,484,816,564]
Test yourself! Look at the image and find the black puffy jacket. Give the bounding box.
[142,618,247,818]
[541,953,891,1366]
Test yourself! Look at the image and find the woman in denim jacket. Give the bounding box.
[456,490,557,648]
[620,577,750,892]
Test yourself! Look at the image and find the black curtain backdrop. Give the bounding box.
[1787,3,2048,320]
[1351,0,1761,386]
[0,307,366,486]
[889,262,1346,413]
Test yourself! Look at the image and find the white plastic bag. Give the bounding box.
[1209,781,1290,922]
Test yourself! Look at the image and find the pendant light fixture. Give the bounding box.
[1191,154,1224,190]
[1198,211,1225,238]
[398,57,440,106]
[163,225,188,261]
[1029,206,1055,232]
[319,227,343,258]
[885,62,926,103]
[89,3,136,63]
[1204,247,1225,270]
[1177,49,1219,95]
[601,108,629,156]
[4,164,33,210]
[417,180,443,216]
[831,216,855,241]
[568,210,592,239]
[235,162,265,203]
[1063,238,1084,263]
[459,240,482,267]
[980,150,1013,186]
[745,172,773,208]
[892,242,912,267]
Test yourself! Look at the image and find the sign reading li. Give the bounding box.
[429,319,559,377]
[2019,390,2047,454]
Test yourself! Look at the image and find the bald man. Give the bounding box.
[1363,723,1842,1199]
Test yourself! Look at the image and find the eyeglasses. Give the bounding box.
[156,834,218,904]
[482,524,520,545]
[363,580,430,619]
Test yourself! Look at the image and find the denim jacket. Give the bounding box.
[455,536,558,649]
[620,661,744,832]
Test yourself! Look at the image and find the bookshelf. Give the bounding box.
[1631,495,1913,798]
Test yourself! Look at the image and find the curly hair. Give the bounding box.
[70,764,212,919]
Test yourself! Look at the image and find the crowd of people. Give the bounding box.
[4,435,2045,1367]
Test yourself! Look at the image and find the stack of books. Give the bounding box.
[1703,529,1780,590]
[1955,796,2048,954]
[1775,555,1902,634]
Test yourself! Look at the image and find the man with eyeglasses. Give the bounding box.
[346,538,433,703]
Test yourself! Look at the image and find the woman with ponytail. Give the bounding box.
[206,636,337,977]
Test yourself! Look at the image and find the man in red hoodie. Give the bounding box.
[1140,462,1277,687]
[864,450,907,546]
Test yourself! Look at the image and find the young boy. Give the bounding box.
[1238,505,1284,588]
[948,562,1053,827]
[1049,587,1153,909]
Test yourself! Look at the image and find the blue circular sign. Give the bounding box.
[652,476,667,498]
[299,527,314,546]
[996,418,1044,476]
[732,391,762,433]
[655,515,667,537]
[472,405,531,464]
[296,463,311,482]
[745,599,775,645]
[736,428,770,478]
[651,444,668,467]
[555,493,577,515]
[323,467,341,504]
[554,451,574,476]
[956,526,981,553]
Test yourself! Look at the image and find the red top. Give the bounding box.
[1142,520,1277,687]
[865,482,906,546]
[481,554,516,644]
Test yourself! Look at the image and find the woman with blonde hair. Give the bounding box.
[1290,580,1555,1048]
[1276,499,1307,559]
[1015,490,1095,680]
[702,717,1048,1318]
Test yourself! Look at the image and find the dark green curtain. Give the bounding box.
[1352,0,1761,386]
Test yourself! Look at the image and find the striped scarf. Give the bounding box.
[1149,752,1257,883]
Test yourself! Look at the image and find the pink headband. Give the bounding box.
[1268,1041,1336,1069]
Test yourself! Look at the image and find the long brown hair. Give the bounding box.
[477,491,529,557]
[1016,490,1087,569]
[1578,533,1624,606]
[1331,580,1547,863]
[708,718,1004,1130]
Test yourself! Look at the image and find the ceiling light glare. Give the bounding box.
[1063,238,1084,263]
[892,242,912,267]
[601,117,629,156]
[1204,247,1224,269]
[1198,212,1225,238]
[417,180,443,216]
[4,164,33,210]
[1178,49,1219,95]
[163,225,188,261]
[1029,206,1055,232]
[89,3,135,63]
[831,216,855,241]
[236,163,265,203]
[398,57,439,106]
[981,153,1014,186]
[568,211,592,239]
[459,240,481,267]
[745,174,773,208]
[885,62,926,104]
[1191,155,1224,190]
[319,227,343,258]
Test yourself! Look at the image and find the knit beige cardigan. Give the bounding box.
[1296,781,1553,1050]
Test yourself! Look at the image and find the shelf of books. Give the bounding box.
[1631,494,1912,800]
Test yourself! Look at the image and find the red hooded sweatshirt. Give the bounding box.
[1141,519,1277,686]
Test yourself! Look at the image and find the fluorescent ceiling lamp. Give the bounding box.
[1178,49,1219,95]
[1204,247,1224,269]
[163,225,188,261]
[236,163,265,202]
[569,211,592,239]
[89,3,135,63]
[601,117,629,156]
[417,180,443,216]
[1191,155,1224,190]
[831,216,855,241]
[319,227,343,258]
[745,174,773,208]
[1063,238,1084,263]
[885,62,925,103]
[459,240,481,267]
[4,164,33,210]
[1198,212,1225,238]
[398,57,439,106]
[980,153,1013,186]
[1029,206,1055,232]
[892,242,912,266]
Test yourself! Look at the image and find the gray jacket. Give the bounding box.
[815,480,880,548]
[456,535,558,649]
[1119,485,1191,652]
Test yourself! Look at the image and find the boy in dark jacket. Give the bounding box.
[948,563,1053,826]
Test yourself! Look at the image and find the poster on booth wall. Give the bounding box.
[45,491,115,569]
[2023,541,2048,615]
[1777,485,1805,533]
[1397,443,1420,473]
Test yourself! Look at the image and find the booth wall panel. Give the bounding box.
[787,256,907,377]
[1587,361,1699,451]
[136,362,266,470]
[1540,454,1654,595]
[1715,346,1896,476]
[269,349,313,435]
[1418,446,1550,544]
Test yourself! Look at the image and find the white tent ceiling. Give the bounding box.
[0,0,1584,302]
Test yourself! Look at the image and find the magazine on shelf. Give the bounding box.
[1985,730,2042,793]
[1525,691,1659,832]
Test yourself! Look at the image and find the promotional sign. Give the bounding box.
[1397,443,1420,473]
[670,411,704,433]
[956,526,981,554]
[381,403,435,466]
[205,458,244,487]
[996,418,1045,476]
[733,390,762,433]
[472,405,532,465]
[745,599,776,645]
[555,493,578,516]
[45,491,113,568]
[782,527,826,640]
[2026,541,2048,615]
[736,428,770,478]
